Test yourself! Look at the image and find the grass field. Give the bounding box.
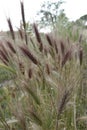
[0,1,87,130]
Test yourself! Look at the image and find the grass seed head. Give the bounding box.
[18,29,24,40]
[28,68,33,79]
[46,63,50,75]
[79,48,83,65]
[54,42,58,54]
[46,34,53,46]
[20,1,26,30]
[6,41,16,53]
[33,23,43,51]
[0,42,8,56]
[60,40,65,56]
[20,46,39,65]
[0,49,9,62]
[62,50,71,67]
[7,18,15,40]
[0,56,8,65]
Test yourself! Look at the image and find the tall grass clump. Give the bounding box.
[0,1,85,130]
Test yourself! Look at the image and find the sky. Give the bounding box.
[0,0,87,31]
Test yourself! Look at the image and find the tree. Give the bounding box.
[73,14,87,29]
[80,14,87,22]
[37,0,64,29]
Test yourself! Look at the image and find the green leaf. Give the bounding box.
[0,63,16,84]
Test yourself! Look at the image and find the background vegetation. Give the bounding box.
[0,1,87,130]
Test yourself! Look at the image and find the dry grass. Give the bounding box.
[0,1,85,130]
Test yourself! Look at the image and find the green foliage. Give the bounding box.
[0,64,16,84]
[37,0,64,29]
[0,1,86,130]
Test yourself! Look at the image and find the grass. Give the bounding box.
[0,1,86,130]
